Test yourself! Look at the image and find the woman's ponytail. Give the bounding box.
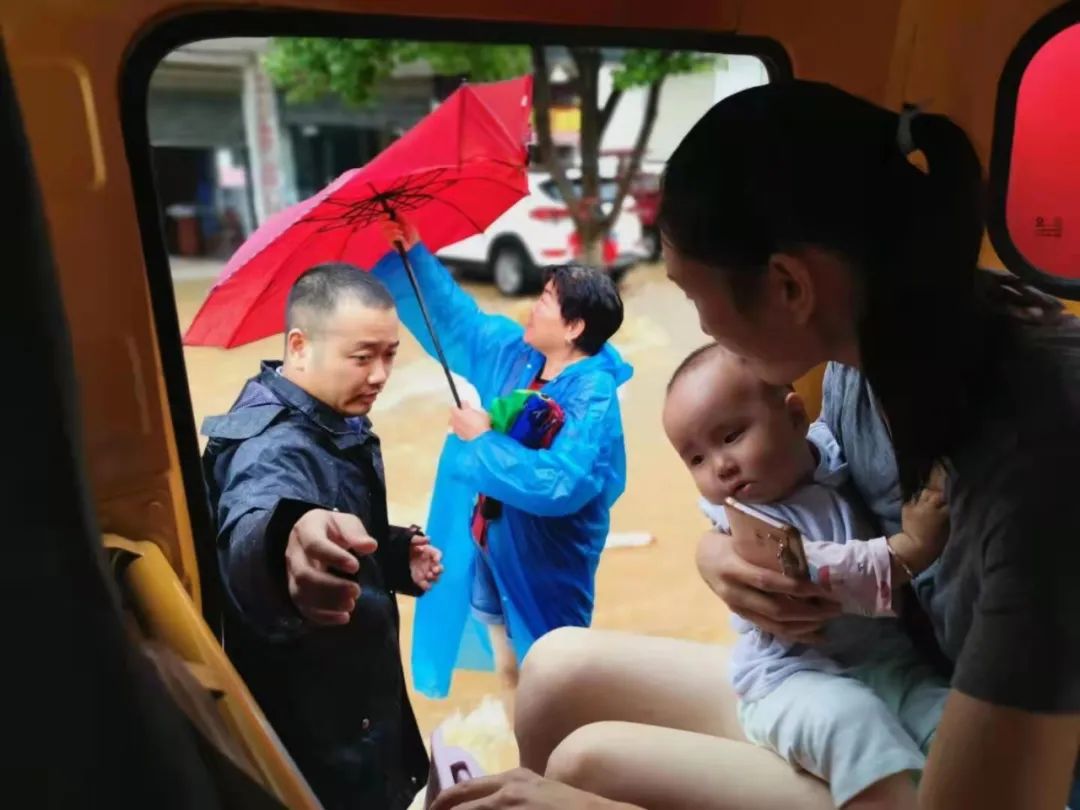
[860,109,1003,496]
[909,111,985,301]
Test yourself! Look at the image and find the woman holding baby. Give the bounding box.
[431,80,1080,810]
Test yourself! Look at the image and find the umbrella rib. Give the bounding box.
[228,168,526,309]
[194,78,534,348]
[361,163,521,193]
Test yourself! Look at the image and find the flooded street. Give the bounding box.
[173,258,738,775]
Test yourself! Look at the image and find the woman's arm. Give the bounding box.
[927,437,1080,807]
[696,531,842,643]
[700,458,948,623]
[371,224,522,383]
[451,374,621,517]
[920,692,1079,810]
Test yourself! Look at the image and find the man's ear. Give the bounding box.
[286,328,308,369]
[766,251,816,327]
[784,390,809,432]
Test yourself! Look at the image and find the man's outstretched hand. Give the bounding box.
[285,509,377,626]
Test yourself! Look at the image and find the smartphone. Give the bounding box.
[723,497,810,581]
[423,728,484,808]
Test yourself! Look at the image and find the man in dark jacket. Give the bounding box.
[201,263,442,810]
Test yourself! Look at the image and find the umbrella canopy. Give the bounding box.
[183,75,533,348]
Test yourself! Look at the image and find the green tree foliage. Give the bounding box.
[264,38,715,263]
[263,38,531,106]
[610,49,717,91]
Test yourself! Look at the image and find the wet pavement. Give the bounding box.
[172,258,738,775]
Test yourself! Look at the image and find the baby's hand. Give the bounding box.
[893,464,949,576]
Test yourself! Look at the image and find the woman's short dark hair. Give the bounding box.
[544,264,624,356]
[658,80,1011,496]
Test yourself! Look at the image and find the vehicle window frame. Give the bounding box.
[988,0,1080,300]
[120,8,792,624]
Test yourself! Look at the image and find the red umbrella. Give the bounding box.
[183,75,533,403]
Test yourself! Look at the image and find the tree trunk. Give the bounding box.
[572,47,604,266]
[603,54,670,236]
[529,46,582,231]
[579,232,604,265]
[598,86,623,141]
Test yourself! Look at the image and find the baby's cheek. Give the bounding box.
[697,474,725,505]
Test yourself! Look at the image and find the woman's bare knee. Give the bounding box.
[545,722,628,794]
[519,628,593,686]
[515,627,599,770]
[517,629,739,773]
[517,628,598,712]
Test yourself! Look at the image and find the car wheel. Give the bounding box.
[491,242,533,297]
[640,226,661,262]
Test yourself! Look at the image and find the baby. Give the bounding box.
[663,343,950,810]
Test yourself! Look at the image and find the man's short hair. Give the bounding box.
[544,264,624,356]
[285,262,395,334]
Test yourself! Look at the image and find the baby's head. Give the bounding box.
[663,343,814,505]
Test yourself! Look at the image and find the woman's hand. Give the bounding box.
[696,530,841,643]
[378,214,420,251]
[450,404,492,441]
[429,769,641,810]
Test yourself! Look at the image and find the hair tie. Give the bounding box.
[897,103,921,155]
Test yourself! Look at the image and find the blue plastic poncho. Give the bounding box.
[372,244,633,698]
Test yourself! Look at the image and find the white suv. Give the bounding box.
[437,169,646,296]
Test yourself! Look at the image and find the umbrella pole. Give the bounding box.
[393,241,463,408]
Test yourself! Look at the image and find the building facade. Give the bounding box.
[148,39,761,258]
[148,38,436,257]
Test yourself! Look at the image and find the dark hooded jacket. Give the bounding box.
[201,362,428,810]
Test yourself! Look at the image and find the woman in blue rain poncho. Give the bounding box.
[374,217,632,698]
